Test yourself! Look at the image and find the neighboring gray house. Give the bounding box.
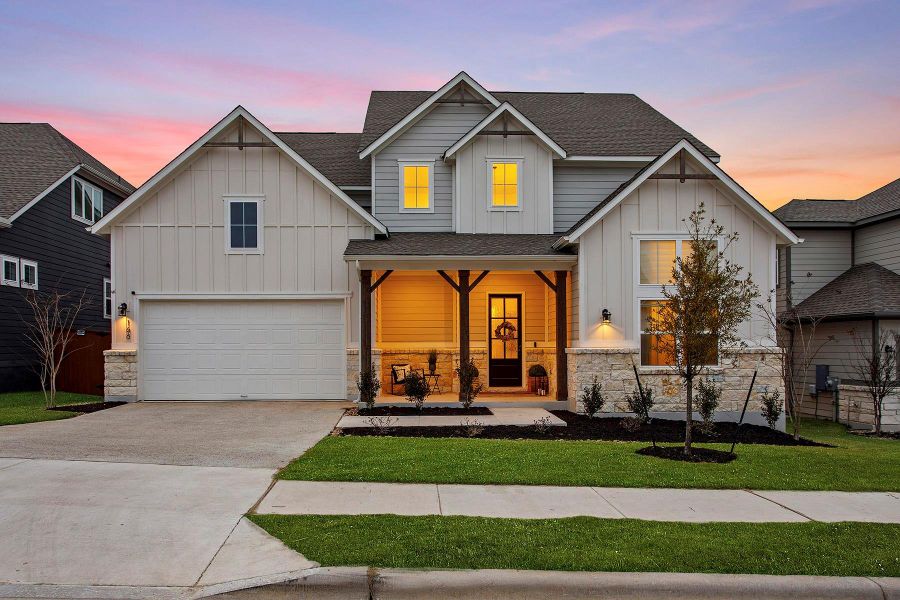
[774,177,900,430]
[91,72,797,426]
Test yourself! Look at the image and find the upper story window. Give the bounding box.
[21,260,38,290]
[399,162,433,212]
[72,176,103,224]
[490,161,520,209]
[0,255,37,289]
[224,196,264,253]
[1,255,18,287]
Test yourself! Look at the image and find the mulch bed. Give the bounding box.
[349,406,492,417]
[850,430,900,441]
[637,445,737,463]
[49,402,126,414]
[339,410,830,447]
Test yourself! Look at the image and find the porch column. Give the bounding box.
[555,270,568,401]
[458,270,470,372]
[360,269,372,372]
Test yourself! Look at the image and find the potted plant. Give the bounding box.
[527,364,548,394]
[427,348,438,375]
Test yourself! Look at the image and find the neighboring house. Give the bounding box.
[774,177,900,430]
[0,123,135,393]
[91,72,797,426]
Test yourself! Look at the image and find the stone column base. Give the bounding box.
[347,348,383,402]
[104,350,137,402]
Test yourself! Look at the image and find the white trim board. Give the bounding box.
[558,139,800,246]
[358,71,501,159]
[91,106,388,235]
[444,102,566,159]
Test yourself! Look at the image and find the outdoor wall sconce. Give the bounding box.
[602,308,611,324]
[118,302,128,317]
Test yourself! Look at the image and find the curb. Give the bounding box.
[202,568,900,600]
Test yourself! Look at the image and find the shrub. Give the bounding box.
[527,364,547,377]
[456,358,483,409]
[760,389,783,429]
[461,417,485,437]
[404,371,430,410]
[696,378,721,434]
[580,376,605,417]
[365,415,397,433]
[356,365,381,410]
[623,384,655,439]
[533,415,553,433]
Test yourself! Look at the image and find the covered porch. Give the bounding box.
[346,233,576,405]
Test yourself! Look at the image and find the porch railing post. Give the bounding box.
[458,270,470,401]
[360,269,372,374]
[555,270,568,402]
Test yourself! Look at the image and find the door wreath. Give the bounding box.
[494,320,517,342]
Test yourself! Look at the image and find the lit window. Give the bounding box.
[639,240,676,284]
[72,177,103,224]
[491,162,519,207]
[1,255,18,287]
[20,260,38,290]
[640,300,675,366]
[224,197,264,253]
[401,164,430,210]
[103,278,112,318]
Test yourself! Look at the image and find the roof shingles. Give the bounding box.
[792,262,900,319]
[345,233,574,257]
[773,178,900,225]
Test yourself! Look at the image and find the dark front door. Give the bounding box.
[488,294,522,387]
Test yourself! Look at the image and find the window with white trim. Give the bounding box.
[1,255,18,287]
[20,260,38,290]
[103,278,112,318]
[398,162,433,211]
[72,176,103,224]
[224,196,264,253]
[490,161,521,208]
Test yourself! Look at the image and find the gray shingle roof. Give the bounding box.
[345,233,574,257]
[773,177,900,225]
[0,123,135,219]
[275,132,370,187]
[359,91,718,159]
[792,262,900,319]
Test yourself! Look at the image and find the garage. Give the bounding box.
[140,299,346,400]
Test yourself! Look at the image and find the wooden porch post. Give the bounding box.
[555,270,568,401]
[458,270,470,376]
[360,270,372,373]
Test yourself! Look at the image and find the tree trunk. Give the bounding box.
[684,377,693,456]
[875,397,882,434]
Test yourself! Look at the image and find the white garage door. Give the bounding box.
[140,300,346,400]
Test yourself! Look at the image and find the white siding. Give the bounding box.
[372,102,489,232]
[854,219,900,272]
[788,228,852,305]
[110,121,374,349]
[455,120,554,234]
[553,166,641,233]
[576,155,777,347]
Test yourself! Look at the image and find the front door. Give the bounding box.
[488,294,522,387]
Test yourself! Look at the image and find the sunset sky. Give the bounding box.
[1,0,898,209]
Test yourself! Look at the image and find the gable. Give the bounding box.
[443,102,566,159]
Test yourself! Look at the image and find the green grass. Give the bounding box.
[279,419,900,491]
[0,391,102,426]
[249,514,900,577]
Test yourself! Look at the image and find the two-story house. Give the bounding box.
[1,123,135,393]
[774,177,900,430]
[91,72,797,424]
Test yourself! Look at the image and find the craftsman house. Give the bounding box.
[91,72,797,421]
[0,123,134,392]
[774,177,900,430]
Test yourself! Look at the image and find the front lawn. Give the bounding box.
[0,391,102,426]
[249,514,900,577]
[280,419,900,491]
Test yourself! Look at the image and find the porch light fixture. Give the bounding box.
[118,302,128,317]
[602,308,611,324]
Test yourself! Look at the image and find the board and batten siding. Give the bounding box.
[854,219,900,272]
[553,166,642,233]
[109,123,374,349]
[371,102,490,232]
[454,120,554,234]
[576,155,777,347]
[788,228,852,305]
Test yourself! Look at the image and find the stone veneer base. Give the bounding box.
[103,349,138,402]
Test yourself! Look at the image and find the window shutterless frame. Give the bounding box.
[487,158,523,212]
[20,259,38,290]
[223,195,264,254]
[103,277,113,318]
[72,176,104,225]
[1,255,19,287]
[397,160,434,213]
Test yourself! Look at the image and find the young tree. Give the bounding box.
[644,204,758,456]
[851,328,898,434]
[21,289,91,408]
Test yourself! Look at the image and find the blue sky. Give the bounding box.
[1,0,897,206]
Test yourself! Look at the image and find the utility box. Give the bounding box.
[815,365,830,391]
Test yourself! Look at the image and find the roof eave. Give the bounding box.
[443,102,567,160]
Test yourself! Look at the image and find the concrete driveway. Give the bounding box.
[0,401,345,595]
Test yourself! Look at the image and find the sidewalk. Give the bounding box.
[257,481,900,522]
